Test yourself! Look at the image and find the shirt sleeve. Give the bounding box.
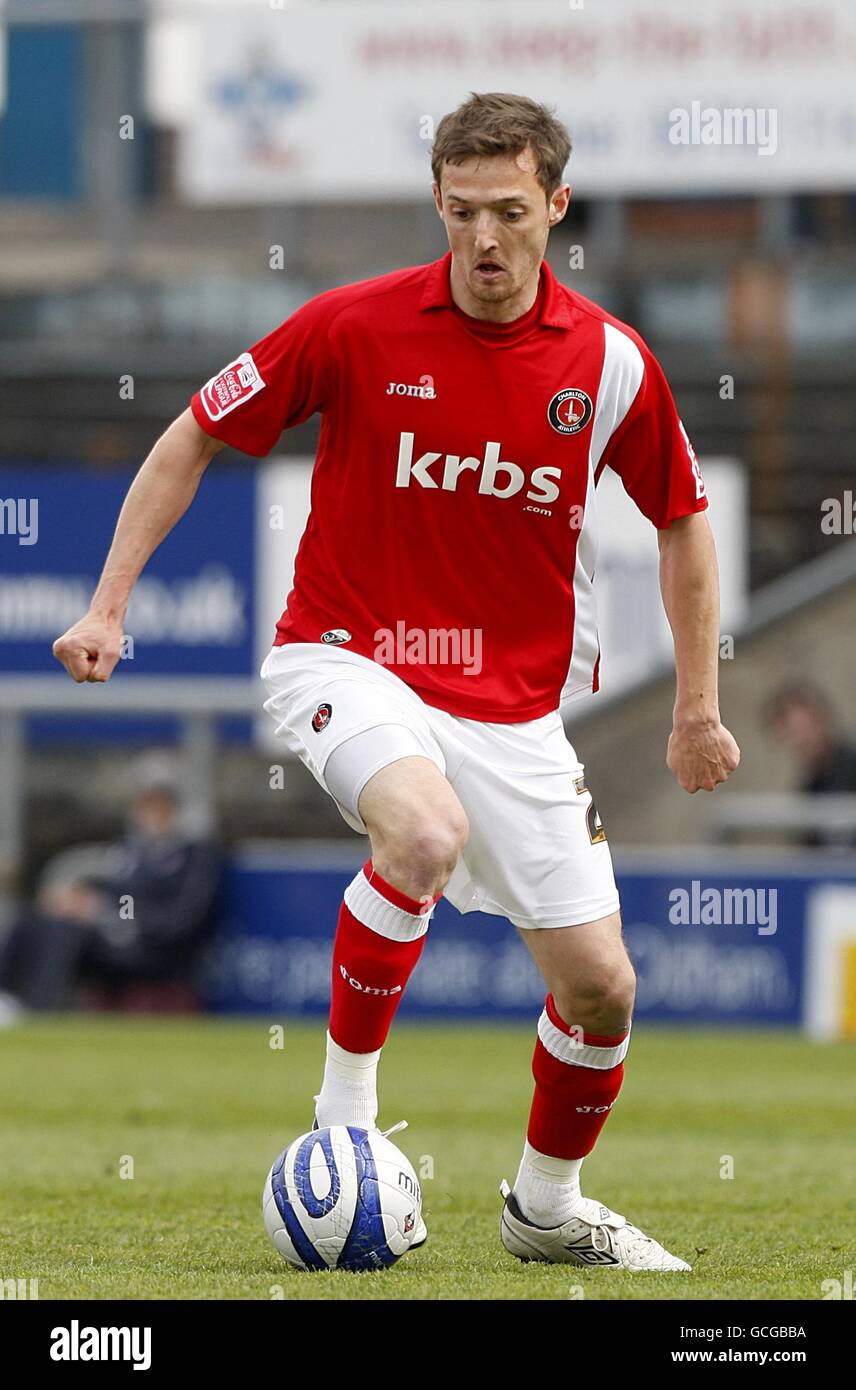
[189,293,336,458]
[596,341,708,528]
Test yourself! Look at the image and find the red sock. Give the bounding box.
[527,993,631,1159]
[329,860,439,1053]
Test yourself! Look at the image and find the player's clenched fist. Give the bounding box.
[52,613,124,683]
[666,720,741,794]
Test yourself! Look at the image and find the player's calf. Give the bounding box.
[315,856,444,1131]
[514,961,636,1231]
[315,861,438,1129]
[315,757,466,1142]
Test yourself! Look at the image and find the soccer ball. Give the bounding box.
[262,1124,422,1271]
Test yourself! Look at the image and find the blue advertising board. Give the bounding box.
[204,848,856,1026]
[0,463,256,740]
[0,27,83,200]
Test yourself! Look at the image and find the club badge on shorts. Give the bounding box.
[547,388,593,435]
[311,702,333,733]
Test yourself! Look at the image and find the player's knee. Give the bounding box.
[375,809,468,899]
[554,962,636,1034]
[603,967,636,1027]
[403,816,468,882]
[415,816,468,875]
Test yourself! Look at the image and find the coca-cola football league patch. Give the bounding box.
[200,352,266,421]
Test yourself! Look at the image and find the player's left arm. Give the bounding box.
[657,511,740,793]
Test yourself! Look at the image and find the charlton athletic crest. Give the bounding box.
[548,388,593,435]
[311,702,333,733]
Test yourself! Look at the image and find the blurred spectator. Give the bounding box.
[0,774,222,1019]
[766,683,856,847]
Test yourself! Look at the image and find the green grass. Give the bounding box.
[0,1018,853,1300]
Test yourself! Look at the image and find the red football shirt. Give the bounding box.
[190,252,707,722]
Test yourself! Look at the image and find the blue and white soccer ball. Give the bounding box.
[262,1124,422,1272]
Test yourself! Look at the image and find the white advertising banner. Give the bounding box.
[153,0,856,202]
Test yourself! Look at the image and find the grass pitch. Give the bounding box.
[0,1017,852,1301]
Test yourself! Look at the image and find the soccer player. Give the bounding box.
[53,92,740,1271]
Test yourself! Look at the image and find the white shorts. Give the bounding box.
[259,644,620,931]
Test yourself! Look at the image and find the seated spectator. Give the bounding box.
[0,772,222,1016]
[765,682,856,847]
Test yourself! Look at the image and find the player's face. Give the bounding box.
[433,146,570,320]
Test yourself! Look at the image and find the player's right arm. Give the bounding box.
[54,290,337,683]
[52,409,225,683]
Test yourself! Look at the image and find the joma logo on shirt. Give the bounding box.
[395,432,561,503]
[387,380,436,398]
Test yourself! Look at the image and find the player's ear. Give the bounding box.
[431,182,444,218]
[548,184,572,225]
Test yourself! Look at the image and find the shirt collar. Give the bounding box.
[419,250,574,329]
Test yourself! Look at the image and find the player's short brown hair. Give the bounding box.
[431,92,572,199]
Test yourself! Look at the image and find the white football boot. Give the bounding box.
[499,1180,691,1271]
[311,1103,428,1249]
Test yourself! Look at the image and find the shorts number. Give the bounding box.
[586,799,607,845]
[575,776,607,844]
